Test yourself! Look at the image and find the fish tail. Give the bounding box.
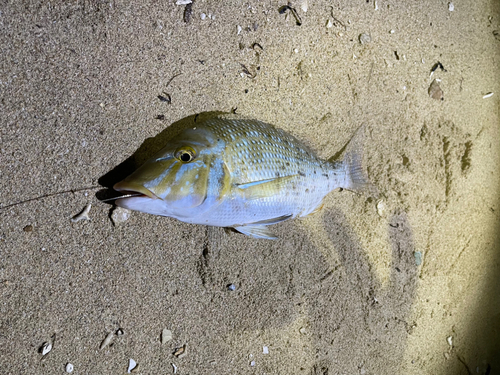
[330,125,378,196]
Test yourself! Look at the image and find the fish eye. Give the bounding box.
[175,147,196,163]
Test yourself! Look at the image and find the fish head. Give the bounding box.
[113,127,229,217]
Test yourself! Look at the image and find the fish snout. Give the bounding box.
[113,180,158,199]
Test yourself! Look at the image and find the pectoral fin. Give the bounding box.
[235,175,297,200]
[232,214,293,240]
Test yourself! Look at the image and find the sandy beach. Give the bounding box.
[1,1,499,373]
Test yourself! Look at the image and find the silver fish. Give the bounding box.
[113,114,374,239]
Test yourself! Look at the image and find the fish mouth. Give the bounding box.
[113,180,159,199]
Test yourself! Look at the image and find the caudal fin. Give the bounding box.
[331,125,378,196]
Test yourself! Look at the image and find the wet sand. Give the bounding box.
[1,1,499,374]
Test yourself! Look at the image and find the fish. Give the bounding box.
[113,114,375,239]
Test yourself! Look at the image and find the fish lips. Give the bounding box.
[113,180,159,200]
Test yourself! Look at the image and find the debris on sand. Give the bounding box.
[359,33,371,44]
[71,204,91,223]
[40,342,52,356]
[127,358,138,373]
[428,79,444,101]
[111,206,131,225]
[65,363,74,373]
[100,332,114,350]
[173,344,187,358]
[162,328,173,344]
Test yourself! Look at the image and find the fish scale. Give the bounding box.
[113,114,373,239]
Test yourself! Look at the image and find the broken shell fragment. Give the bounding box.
[40,342,52,356]
[100,332,114,350]
[127,358,138,373]
[161,328,173,344]
[71,204,92,223]
[173,344,187,358]
[428,79,444,101]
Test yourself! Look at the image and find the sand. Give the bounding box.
[1,1,499,374]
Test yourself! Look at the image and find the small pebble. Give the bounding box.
[111,206,131,225]
[299,327,307,335]
[359,33,371,44]
[116,328,124,336]
[161,328,173,344]
[201,13,206,20]
[127,358,137,373]
[428,79,444,101]
[100,332,114,350]
[326,19,333,28]
[71,204,91,223]
[41,342,52,356]
[65,363,74,373]
[447,336,453,346]
[176,0,192,4]
[237,25,242,34]
[227,284,236,291]
[23,225,33,232]
[414,251,423,266]
[448,2,454,11]
[376,200,386,217]
[250,360,256,367]
[263,346,269,354]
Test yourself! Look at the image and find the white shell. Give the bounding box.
[65,363,74,373]
[376,200,386,217]
[100,332,114,350]
[41,342,52,356]
[71,204,91,223]
[127,358,137,373]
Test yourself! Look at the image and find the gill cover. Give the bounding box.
[114,127,223,210]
